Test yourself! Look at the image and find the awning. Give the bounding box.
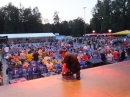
[0,33,55,38]
[113,30,130,35]
[85,32,113,36]
[85,33,98,36]
[101,32,113,36]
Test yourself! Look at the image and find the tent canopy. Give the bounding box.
[85,32,113,36]
[0,33,55,38]
[113,30,130,35]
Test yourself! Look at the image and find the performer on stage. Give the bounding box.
[59,49,80,80]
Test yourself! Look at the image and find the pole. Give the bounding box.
[83,7,86,36]
[100,18,103,34]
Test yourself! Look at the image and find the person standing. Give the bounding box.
[120,49,126,61]
[4,44,9,58]
[126,46,130,58]
[33,49,39,62]
[100,50,106,65]
[107,51,113,61]
[59,49,81,80]
[26,51,33,63]
[0,61,3,85]
[113,49,119,61]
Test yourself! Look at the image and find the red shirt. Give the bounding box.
[62,63,68,74]
[82,55,88,61]
[113,51,119,59]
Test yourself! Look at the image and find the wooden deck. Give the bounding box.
[0,61,130,97]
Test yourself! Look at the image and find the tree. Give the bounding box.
[60,21,71,35]
[0,7,5,33]
[4,3,19,33]
[53,11,60,25]
[0,2,43,33]
[18,3,24,33]
[90,0,130,33]
[69,17,84,36]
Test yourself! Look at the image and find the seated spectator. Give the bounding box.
[83,44,88,50]
[57,59,63,66]
[93,49,100,57]
[14,54,20,62]
[78,51,83,58]
[16,62,22,68]
[23,61,29,68]
[82,53,88,61]
[6,64,15,75]
[50,51,55,57]
[38,48,43,58]
[38,58,43,65]
[46,59,56,72]
[42,54,50,65]
[32,63,38,73]
[9,54,15,61]
[52,57,58,64]
[9,59,15,66]
[15,56,22,68]
[89,53,93,59]
[20,50,26,64]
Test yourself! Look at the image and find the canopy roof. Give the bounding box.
[113,30,130,35]
[0,33,55,38]
[85,32,113,36]
[85,33,98,36]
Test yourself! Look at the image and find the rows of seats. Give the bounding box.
[7,61,62,80]
[7,59,88,80]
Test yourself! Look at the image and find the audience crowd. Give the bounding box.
[0,35,130,84]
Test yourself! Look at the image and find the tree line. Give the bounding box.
[0,3,42,34]
[0,3,90,36]
[90,0,130,33]
[0,1,130,36]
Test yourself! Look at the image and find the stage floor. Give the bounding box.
[0,61,130,97]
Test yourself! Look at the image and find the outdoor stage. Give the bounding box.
[0,61,130,97]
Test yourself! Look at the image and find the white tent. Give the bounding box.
[0,33,55,38]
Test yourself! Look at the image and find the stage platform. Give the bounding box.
[0,61,130,97]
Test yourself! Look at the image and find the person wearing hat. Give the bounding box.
[59,49,81,80]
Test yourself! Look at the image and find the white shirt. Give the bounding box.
[4,47,9,52]
[20,52,26,59]
[107,53,113,61]
[38,49,42,56]
[83,46,87,50]
[46,62,53,71]
[42,56,50,65]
